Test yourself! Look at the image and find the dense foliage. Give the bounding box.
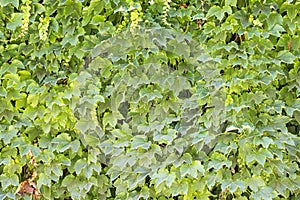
[0,0,299,199]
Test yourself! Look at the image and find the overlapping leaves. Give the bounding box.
[0,0,299,199]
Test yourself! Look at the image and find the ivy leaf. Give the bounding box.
[225,0,237,7]
[294,110,300,124]
[169,76,190,96]
[166,172,176,188]
[0,0,19,8]
[230,180,246,193]
[6,13,23,31]
[51,133,71,153]
[191,161,205,176]
[251,186,277,200]
[62,174,75,187]
[180,160,205,178]
[0,174,18,190]
[247,176,265,192]
[103,112,117,128]
[255,137,274,148]
[74,159,88,175]
[131,135,151,150]
[277,50,296,64]
[153,129,177,145]
[207,5,232,20]
[75,119,96,134]
[139,88,162,102]
[37,173,51,188]
[56,154,71,166]
[0,126,18,145]
[153,168,169,187]
[207,6,222,19]
[287,5,297,20]
[90,15,105,25]
[208,152,232,170]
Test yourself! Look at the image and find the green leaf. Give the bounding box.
[74,158,88,175]
[287,6,297,20]
[75,119,96,134]
[277,50,296,64]
[83,134,100,147]
[247,176,265,192]
[61,34,79,46]
[256,137,274,148]
[90,15,105,25]
[207,6,222,19]
[0,174,18,190]
[294,110,300,123]
[0,126,18,145]
[153,168,169,187]
[62,174,75,187]
[6,13,23,31]
[0,88,7,97]
[56,154,71,166]
[70,140,80,152]
[180,160,204,178]
[103,112,117,128]
[139,88,162,102]
[3,73,19,82]
[131,135,151,150]
[37,173,51,188]
[254,153,266,166]
[225,0,237,7]
[51,133,72,152]
[252,186,277,200]
[208,152,232,170]
[191,160,205,176]
[0,0,19,8]
[180,164,190,178]
[166,172,176,188]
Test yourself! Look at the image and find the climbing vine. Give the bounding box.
[0,0,299,199]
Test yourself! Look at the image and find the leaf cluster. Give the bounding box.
[0,0,299,199]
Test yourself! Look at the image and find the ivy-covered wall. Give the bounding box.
[0,0,299,199]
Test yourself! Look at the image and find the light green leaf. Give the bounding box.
[0,88,7,97]
[70,140,80,152]
[62,174,75,187]
[37,173,51,188]
[0,0,19,8]
[207,6,222,19]
[56,154,71,166]
[277,50,296,64]
[75,119,96,134]
[0,126,18,145]
[166,172,176,188]
[247,177,265,192]
[6,13,23,31]
[74,159,88,175]
[256,154,267,167]
[131,135,151,150]
[0,174,19,190]
[180,164,189,178]
[90,15,105,25]
[139,88,162,102]
[225,0,237,7]
[191,160,205,176]
[83,134,100,147]
[51,133,76,153]
[103,112,118,128]
[51,163,63,177]
[153,168,169,186]
[208,152,232,170]
[287,6,297,20]
[3,73,19,82]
